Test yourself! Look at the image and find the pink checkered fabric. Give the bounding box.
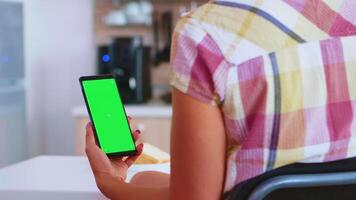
[170,0,356,192]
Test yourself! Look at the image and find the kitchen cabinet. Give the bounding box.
[73,105,172,155]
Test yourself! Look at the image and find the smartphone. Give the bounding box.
[79,75,137,157]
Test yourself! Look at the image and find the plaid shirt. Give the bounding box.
[170,0,356,192]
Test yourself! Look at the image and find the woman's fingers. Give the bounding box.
[132,130,141,143]
[85,122,96,148]
[125,143,144,167]
[85,122,112,175]
[110,130,142,166]
[86,121,143,171]
[85,122,103,159]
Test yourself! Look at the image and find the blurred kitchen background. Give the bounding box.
[0,0,204,168]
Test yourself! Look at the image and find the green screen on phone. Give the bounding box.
[81,78,136,155]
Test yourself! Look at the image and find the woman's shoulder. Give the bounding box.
[170,3,234,106]
[178,0,356,65]
[175,1,271,65]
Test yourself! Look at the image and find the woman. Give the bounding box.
[85,1,356,199]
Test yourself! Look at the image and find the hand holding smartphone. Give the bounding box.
[79,75,137,157]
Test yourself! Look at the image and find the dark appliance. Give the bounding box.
[153,11,173,66]
[97,37,152,104]
[97,46,110,74]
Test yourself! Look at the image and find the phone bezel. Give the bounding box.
[79,74,137,157]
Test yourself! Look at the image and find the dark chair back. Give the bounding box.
[224,157,356,200]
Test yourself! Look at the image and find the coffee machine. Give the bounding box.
[97,37,152,104]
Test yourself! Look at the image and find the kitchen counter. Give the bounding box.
[72,103,172,118]
[73,102,172,154]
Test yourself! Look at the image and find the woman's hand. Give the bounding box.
[85,119,144,197]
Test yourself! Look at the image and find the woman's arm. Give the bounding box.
[130,171,170,188]
[85,122,169,200]
[97,177,169,200]
[170,88,227,200]
[86,88,226,200]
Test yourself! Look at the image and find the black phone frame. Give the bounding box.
[79,74,137,157]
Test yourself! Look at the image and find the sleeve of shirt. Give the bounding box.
[169,16,226,106]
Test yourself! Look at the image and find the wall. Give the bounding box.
[24,0,95,156]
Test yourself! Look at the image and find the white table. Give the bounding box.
[0,156,170,200]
